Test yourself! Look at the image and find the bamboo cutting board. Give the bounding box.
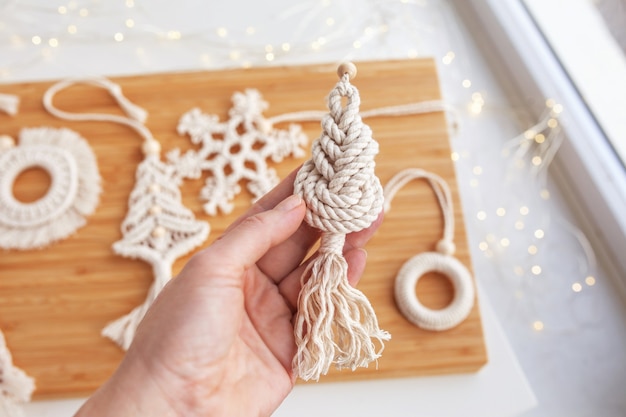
[0,59,486,398]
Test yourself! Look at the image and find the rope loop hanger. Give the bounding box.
[384,168,475,331]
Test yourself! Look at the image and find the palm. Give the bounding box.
[135,261,296,416]
[75,172,381,417]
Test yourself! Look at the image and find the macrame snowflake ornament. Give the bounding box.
[293,63,390,381]
[170,89,308,215]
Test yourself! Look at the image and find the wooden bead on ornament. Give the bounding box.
[142,140,161,156]
[0,135,15,151]
[337,62,357,80]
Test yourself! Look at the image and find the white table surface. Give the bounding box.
[2,1,626,416]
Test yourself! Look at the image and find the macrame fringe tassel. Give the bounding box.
[101,294,153,351]
[102,264,169,350]
[293,233,390,381]
[0,94,19,116]
[0,332,35,417]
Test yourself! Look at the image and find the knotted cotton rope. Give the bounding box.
[293,63,390,381]
[384,168,475,331]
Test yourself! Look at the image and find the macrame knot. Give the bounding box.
[292,64,389,381]
[294,73,383,235]
[319,232,345,255]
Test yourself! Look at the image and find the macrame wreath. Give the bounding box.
[293,63,390,381]
[0,127,101,250]
[383,168,475,331]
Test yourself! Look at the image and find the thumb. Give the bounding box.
[211,194,306,271]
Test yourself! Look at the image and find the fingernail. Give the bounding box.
[276,194,303,212]
[358,248,368,260]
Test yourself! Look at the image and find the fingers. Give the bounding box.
[278,248,368,314]
[344,248,368,286]
[204,194,306,280]
[225,167,320,283]
[223,168,299,234]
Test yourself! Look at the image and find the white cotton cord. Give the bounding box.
[265,99,457,134]
[0,93,19,116]
[293,63,390,381]
[384,168,455,254]
[43,78,157,149]
[0,331,35,417]
[383,168,475,331]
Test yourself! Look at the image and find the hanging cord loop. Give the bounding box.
[43,78,161,155]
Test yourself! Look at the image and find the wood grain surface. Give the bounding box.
[0,59,487,398]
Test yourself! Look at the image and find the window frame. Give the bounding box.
[452,0,626,293]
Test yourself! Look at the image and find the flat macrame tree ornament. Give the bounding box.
[43,78,210,350]
[293,63,390,381]
[104,151,210,349]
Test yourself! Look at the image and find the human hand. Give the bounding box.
[75,169,383,417]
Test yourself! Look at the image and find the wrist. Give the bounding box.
[75,349,183,417]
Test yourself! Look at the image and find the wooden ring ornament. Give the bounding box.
[383,168,475,331]
[394,245,475,331]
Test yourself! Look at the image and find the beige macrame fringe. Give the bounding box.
[294,233,390,381]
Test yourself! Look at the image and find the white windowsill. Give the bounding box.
[454,0,626,295]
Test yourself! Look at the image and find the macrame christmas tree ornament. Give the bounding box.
[293,63,390,381]
[105,148,210,349]
[43,78,210,350]
[0,330,35,417]
[170,89,308,215]
[383,168,475,331]
[0,128,101,250]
